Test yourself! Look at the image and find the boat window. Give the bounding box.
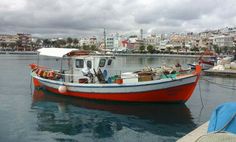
[99,59,106,67]
[107,59,112,66]
[75,59,84,68]
[87,60,92,69]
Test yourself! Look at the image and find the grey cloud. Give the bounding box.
[0,0,236,36]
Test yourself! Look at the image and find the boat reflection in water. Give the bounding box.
[31,89,196,141]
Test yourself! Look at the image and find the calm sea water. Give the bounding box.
[0,55,236,142]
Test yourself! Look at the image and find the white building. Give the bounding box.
[213,35,234,47]
[128,35,138,44]
[106,33,121,50]
[79,38,90,46]
[145,34,161,46]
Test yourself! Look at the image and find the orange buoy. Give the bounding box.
[29,63,37,69]
[115,78,123,84]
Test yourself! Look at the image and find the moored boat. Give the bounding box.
[30,48,201,103]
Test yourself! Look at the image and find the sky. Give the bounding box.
[0,0,236,37]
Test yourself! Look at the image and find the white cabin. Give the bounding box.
[65,55,115,83]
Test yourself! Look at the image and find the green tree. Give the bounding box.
[166,46,171,54]
[90,45,97,51]
[139,45,145,53]
[147,45,154,53]
[223,46,229,54]
[1,42,7,49]
[174,46,181,54]
[43,39,51,47]
[67,37,73,46]
[82,44,90,50]
[73,38,79,45]
[213,45,221,54]
[16,40,21,50]
[9,42,16,51]
[36,39,42,48]
[191,46,199,54]
[57,39,67,48]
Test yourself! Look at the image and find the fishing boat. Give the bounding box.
[30,48,201,103]
[189,50,217,70]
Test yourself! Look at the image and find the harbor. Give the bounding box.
[1,0,236,141]
[1,54,236,142]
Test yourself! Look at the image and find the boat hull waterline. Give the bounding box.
[32,66,201,103]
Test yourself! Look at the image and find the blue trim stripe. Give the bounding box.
[36,74,197,89]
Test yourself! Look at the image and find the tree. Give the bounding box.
[9,42,16,51]
[43,39,51,47]
[223,46,229,54]
[191,46,199,54]
[90,45,97,51]
[73,38,79,46]
[174,46,181,54]
[213,45,221,54]
[147,45,154,53]
[36,39,42,48]
[67,37,73,46]
[57,39,67,48]
[0,42,7,49]
[166,46,171,54]
[139,45,145,53]
[16,40,21,50]
[82,44,90,50]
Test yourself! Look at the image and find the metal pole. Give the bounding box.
[37,52,39,66]
[104,28,106,54]
[60,57,64,82]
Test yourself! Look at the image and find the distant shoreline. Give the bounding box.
[0,51,213,58]
[0,51,38,55]
[113,53,211,58]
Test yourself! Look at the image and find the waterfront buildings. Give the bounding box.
[213,35,234,48]
[0,26,235,53]
[0,33,32,51]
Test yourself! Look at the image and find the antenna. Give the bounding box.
[140,29,143,40]
[104,28,106,53]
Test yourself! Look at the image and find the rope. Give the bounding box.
[201,77,236,90]
[198,80,205,108]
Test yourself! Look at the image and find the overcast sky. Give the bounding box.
[0,0,236,37]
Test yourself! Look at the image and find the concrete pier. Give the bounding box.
[204,69,236,77]
[177,122,209,142]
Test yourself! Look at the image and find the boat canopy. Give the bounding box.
[37,48,78,57]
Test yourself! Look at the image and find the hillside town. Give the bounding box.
[1,27,236,55]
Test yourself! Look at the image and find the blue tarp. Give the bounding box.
[208,102,236,134]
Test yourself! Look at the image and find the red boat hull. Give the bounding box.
[32,65,201,103]
[43,81,197,103]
